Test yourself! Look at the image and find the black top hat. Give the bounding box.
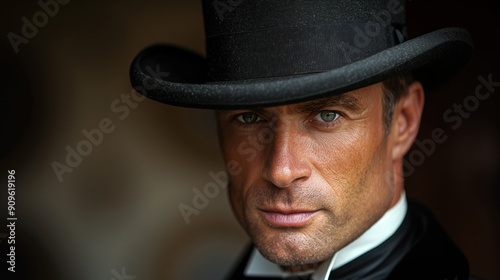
[130,0,473,109]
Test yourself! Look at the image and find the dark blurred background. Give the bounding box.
[0,0,498,279]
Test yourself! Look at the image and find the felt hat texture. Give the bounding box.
[130,0,473,109]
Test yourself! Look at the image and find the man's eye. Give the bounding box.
[314,111,340,122]
[236,112,262,124]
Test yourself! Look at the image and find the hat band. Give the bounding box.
[206,22,403,82]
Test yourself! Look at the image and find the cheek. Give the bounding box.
[312,122,388,206]
[313,130,367,185]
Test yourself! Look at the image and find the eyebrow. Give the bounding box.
[294,93,363,114]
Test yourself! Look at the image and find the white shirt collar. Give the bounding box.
[244,191,408,280]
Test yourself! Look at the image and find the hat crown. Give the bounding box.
[204,0,406,36]
[202,0,407,81]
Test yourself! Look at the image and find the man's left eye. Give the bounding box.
[314,110,340,122]
[236,112,262,124]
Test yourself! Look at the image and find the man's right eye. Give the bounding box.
[236,112,262,124]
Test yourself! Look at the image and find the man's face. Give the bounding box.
[216,83,398,268]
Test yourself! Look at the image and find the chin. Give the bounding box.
[251,226,332,266]
[259,243,330,267]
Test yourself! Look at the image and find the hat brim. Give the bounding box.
[130,28,473,109]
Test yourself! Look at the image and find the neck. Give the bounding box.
[390,160,405,208]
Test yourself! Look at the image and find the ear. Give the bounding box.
[391,81,425,160]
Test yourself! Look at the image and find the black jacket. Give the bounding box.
[226,202,471,280]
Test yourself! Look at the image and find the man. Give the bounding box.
[130,0,475,279]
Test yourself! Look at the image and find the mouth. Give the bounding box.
[260,209,319,227]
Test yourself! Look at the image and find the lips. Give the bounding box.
[261,209,319,227]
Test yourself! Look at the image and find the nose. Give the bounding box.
[261,123,312,188]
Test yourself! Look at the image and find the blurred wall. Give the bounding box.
[0,0,498,279]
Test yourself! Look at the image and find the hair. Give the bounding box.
[381,72,414,135]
